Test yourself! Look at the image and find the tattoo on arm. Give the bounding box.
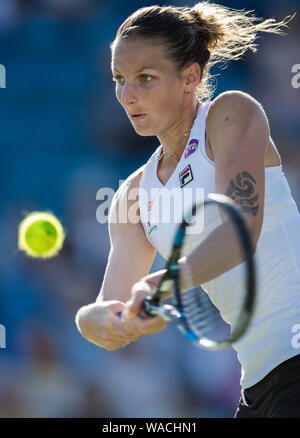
[226,171,259,217]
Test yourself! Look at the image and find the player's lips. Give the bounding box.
[129,113,146,120]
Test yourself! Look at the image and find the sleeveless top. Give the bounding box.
[138,102,300,389]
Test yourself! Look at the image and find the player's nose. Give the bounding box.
[119,82,137,107]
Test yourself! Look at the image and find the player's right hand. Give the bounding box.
[75,300,144,351]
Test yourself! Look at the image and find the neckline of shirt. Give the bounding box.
[154,103,206,187]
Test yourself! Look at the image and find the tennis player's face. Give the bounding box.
[112,39,187,137]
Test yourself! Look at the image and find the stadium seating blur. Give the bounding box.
[0,0,299,418]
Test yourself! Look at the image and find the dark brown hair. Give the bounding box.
[111,2,295,101]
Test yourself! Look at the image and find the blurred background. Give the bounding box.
[0,0,299,418]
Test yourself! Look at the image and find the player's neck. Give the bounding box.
[158,101,200,161]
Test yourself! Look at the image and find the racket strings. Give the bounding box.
[154,196,256,349]
[177,207,239,342]
[176,249,224,338]
[181,289,212,324]
[179,288,230,340]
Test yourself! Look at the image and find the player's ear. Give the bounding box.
[182,62,201,92]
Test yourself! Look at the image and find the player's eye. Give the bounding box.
[112,75,125,85]
[112,74,153,85]
[141,74,153,83]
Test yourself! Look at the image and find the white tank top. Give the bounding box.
[139,102,300,389]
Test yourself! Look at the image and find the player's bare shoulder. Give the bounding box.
[109,165,145,230]
[207,90,268,126]
[206,90,270,154]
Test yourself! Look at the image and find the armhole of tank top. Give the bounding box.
[138,156,158,247]
[140,216,156,247]
[142,221,156,247]
[138,185,154,246]
[200,102,216,168]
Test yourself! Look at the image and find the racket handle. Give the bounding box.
[142,297,157,316]
[117,310,148,320]
[116,295,157,320]
[118,303,180,323]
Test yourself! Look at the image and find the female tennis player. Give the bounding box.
[75,3,300,418]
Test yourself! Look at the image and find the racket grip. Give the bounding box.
[142,298,157,316]
[117,309,148,320]
[116,295,155,320]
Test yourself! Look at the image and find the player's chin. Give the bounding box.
[131,124,156,137]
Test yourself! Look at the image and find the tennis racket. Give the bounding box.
[139,193,256,350]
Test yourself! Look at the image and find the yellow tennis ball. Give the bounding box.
[18,212,65,259]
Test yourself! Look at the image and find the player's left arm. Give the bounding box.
[125,91,270,302]
[206,90,269,250]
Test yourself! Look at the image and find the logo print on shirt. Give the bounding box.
[147,201,154,212]
[184,139,199,159]
[147,202,158,235]
[179,165,193,188]
[147,221,158,235]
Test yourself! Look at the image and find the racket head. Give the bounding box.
[143,193,256,350]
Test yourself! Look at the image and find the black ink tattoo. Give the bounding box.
[226,171,259,217]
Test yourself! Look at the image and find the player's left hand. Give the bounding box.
[121,270,168,334]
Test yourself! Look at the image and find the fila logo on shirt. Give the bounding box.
[179,165,193,188]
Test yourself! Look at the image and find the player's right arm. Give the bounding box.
[97,166,156,304]
[75,167,166,351]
